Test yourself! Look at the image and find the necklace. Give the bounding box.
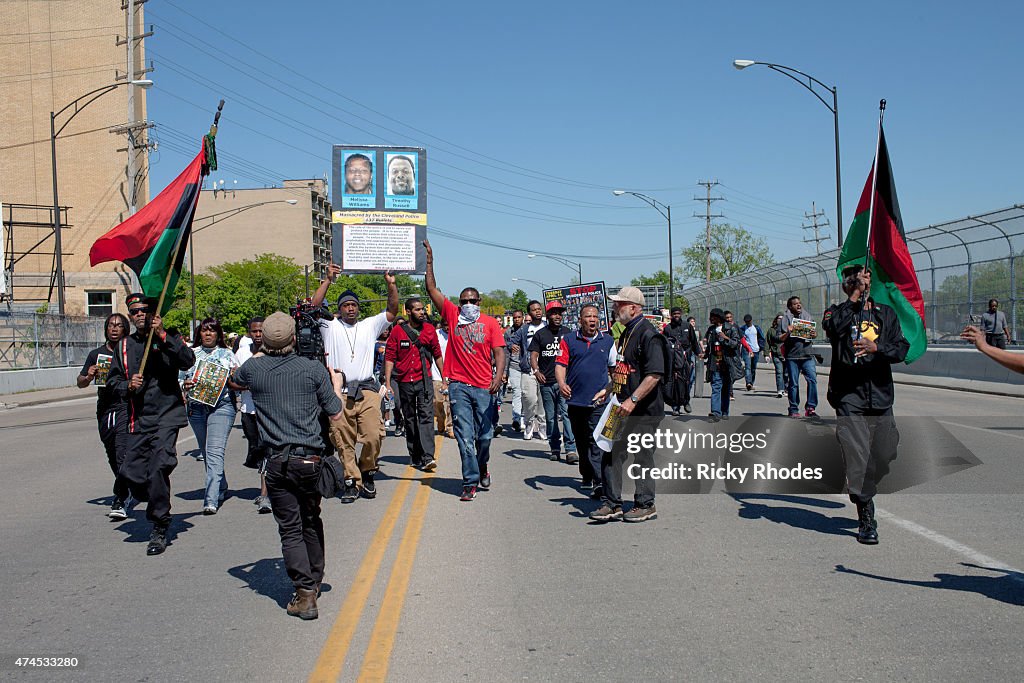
[341,321,357,361]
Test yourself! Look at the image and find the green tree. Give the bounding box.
[509,288,529,314]
[630,270,689,312]
[680,224,773,281]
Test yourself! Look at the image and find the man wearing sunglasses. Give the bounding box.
[106,293,196,555]
[423,240,507,501]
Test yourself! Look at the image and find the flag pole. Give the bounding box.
[138,100,224,376]
[863,99,886,269]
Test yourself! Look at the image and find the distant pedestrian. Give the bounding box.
[503,310,525,431]
[980,299,1011,349]
[702,308,741,422]
[236,317,272,514]
[662,306,698,415]
[508,300,547,441]
[739,314,766,391]
[780,296,819,418]
[432,319,454,439]
[765,314,790,399]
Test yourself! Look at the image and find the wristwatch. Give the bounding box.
[630,393,640,403]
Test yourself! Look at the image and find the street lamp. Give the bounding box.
[527,253,582,284]
[188,199,298,330]
[511,276,550,298]
[612,190,674,307]
[732,59,844,247]
[50,79,153,315]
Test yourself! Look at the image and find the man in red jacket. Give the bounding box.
[384,298,444,471]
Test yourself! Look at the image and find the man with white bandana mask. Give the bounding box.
[423,240,507,501]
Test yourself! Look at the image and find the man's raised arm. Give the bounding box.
[423,240,446,312]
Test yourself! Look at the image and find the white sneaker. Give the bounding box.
[534,420,546,440]
[524,421,534,440]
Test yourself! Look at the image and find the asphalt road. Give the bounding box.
[1,374,1022,681]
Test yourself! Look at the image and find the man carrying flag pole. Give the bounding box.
[91,103,222,554]
[824,100,920,545]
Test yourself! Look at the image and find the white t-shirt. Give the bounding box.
[320,312,391,381]
[234,342,256,414]
[431,328,449,382]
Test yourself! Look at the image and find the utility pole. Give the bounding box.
[801,201,831,256]
[694,179,724,283]
[116,0,154,216]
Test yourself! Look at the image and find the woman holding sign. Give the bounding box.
[181,318,239,514]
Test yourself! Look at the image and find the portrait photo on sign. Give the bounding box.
[385,153,417,197]
[342,151,376,196]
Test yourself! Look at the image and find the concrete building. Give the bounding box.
[190,179,333,285]
[1,0,151,316]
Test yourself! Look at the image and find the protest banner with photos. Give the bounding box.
[189,359,230,407]
[542,282,610,332]
[790,318,818,340]
[94,354,112,386]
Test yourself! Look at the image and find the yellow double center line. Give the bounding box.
[309,435,440,682]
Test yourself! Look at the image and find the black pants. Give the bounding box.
[601,416,661,509]
[834,403,899,504]
[567,404,603,485]
[986,334,1007,350]
[265,457,324,592]
[97,406,129,502]
[121,427,180,526]
[240,412,267,469]
[398,380,435,463]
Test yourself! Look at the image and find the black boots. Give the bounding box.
[856,500,879,545]
[147,524,169,555]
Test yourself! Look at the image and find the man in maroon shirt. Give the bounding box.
[384,297,444,471]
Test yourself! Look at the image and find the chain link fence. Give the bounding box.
[0,312,106,370]
[684,204,1024,344]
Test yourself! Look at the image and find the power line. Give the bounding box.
[694,180,724,283]
[801,201,832,255]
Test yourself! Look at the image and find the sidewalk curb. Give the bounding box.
[0,393,85,410]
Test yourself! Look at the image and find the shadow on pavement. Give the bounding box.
[548,496,593,518]
[835,563,1024,606]
[502,448,552,461]
[227,558,295,608]
[112,510,200,547]
[523,474,580,491]
[730,493,857,538]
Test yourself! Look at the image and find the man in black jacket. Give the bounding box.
[107,294,196,555]
[662,306,698,415]
[702,308,742,422]
[822,266,909,545]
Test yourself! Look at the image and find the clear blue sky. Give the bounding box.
[145,0,1023,298]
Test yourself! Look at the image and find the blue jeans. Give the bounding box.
[448,382,494,487]
[188,396,237,509]
[540,384,576,454]
[743,351,758,386]
[771,356,789,393]
[710,368,732,417]
[785,357,818,414]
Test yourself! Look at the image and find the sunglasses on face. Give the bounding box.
[460,298,480,305]
[129,307,149,314]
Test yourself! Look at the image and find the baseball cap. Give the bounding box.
[609,286,645,306]
[261,312,295,350]
[545,300,565,314]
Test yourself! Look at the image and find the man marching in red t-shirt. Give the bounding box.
[384,297,444,471]
[423,240,507,501]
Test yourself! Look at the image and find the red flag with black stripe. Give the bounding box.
[89,144,206,314]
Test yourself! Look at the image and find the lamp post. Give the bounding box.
[732,59,843,247]
[188,199,298,329]
[527,253,582,284]
[612,190,674,307]
[50,79,153,315]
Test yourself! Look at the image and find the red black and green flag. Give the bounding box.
[89,145,206,315]
[837,126,927,363]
